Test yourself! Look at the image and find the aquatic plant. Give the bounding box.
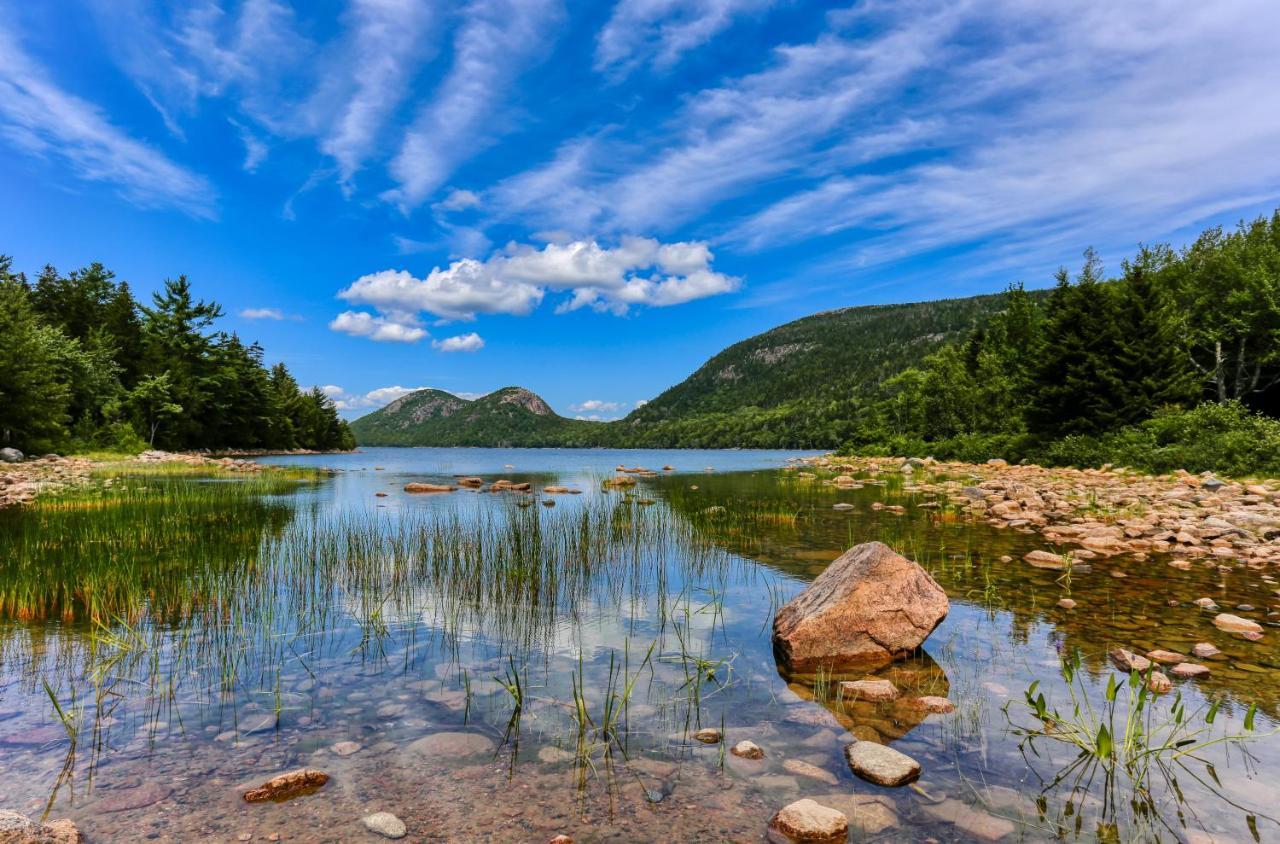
[1007,649,1279,838]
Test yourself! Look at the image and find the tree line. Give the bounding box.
[849,211,1280,474]
[0,257,354,454]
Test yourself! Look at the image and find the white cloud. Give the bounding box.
[435,188,482,212]
[432,332,485,352]
[329,310,428,342]
[571,399,625,413]
[239,307,289,320]
[384,0,562,209]
[336,236,738,327]
[596,0,776,76]
[634,398,649,407]
[0,23,216,217]
[323,384,485,412]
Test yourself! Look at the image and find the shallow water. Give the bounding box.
[0,448,1277,842]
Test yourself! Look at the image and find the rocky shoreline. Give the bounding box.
[800,454,1280,568]
[0,449,287,510]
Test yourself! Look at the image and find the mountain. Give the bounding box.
[352,291,1023,449]
[350,386,596,446]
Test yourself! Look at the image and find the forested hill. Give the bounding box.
[630,293,1015,419]
[612,291,1031,448]
[353,291,1024,449]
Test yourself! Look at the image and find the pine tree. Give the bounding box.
[0,260,73,450]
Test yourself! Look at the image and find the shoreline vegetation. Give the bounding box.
[0,450,330,510]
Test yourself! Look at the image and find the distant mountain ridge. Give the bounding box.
[351,386,594,447]
[351,291,1025,448]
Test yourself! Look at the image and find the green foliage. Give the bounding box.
[0,255,353,453]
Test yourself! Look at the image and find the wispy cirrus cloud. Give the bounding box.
[0,23,215,217]
[383,0,563,210]
[595,0,776,77]
[317,0,437,186]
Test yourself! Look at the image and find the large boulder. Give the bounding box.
[0,448,22,464]
[772,542,947,672]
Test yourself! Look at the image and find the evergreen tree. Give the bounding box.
[0,260,73,450]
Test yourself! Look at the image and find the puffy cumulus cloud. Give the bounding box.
[322,384,424,411]
[337,236,739,326]
[329,310,427,342]
[431,332,485,353]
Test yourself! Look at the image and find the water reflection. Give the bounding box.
[0,454,1276,842]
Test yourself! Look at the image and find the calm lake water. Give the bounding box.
[0,448,1277,842]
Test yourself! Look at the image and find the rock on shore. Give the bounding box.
[772,542,948,672]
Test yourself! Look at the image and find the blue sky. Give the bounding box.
[3,0,1279,419]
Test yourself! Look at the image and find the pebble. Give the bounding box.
[362,812,407,839]
[1147,672,1173,694]
[731,740,765,759]
[1192,642,1222,659]
[693,727,722,744]
[1057,598,1077,609]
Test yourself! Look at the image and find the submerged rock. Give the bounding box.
[242,769,329,803]
[900,695,955,714]
[407,732,496,758]
[782,759,838,785]
[920,798,1015,842]
[693,727,722,744]
[838,679,899,702]
[362,812,407,839]
[772,542,948,672]
[843,741,921,787]
[767,799,848,844]
[1147,672,1173,694]
[731,740,765,759]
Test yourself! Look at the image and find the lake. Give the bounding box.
[0,448,1276,842]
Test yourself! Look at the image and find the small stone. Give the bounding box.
[844,741,921,787]
[548,836,574,844]
[1024,550,1070,570]
[1147,672,1173,694]
[767,799,848,844]
[838,679,899,702]
[693,727,722,744]
[1145,650,1186,665]
[330,741,361,757]
[832,503,855,511]
[782,759,839,785]
[1193,597,1218,608]
[731,740,765,759]
[362,812,407,839]
[1171,663,1210,679]
[243,769,329,803]
[237,835,252,842]
[1057,598,1076,609]
[1192,642,1221,659]
[1213,613,1262,634]
[1108,648,1151,673]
